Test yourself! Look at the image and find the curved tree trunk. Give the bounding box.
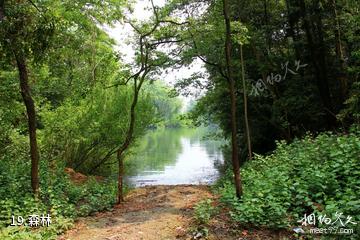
[240,44,252,160]
[223,0,243,198]
[116,85,138,203]
[14,51,40,196]
[116,73,146,203]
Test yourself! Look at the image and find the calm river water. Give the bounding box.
[124,128,224,187]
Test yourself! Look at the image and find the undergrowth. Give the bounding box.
[0,160,120,240]
[215,126,360,239]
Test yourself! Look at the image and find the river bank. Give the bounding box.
[59,185,290,240]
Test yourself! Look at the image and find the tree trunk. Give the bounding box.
[117,152,124,203]
[223,0,242,198]
[116,79,142,203]
[240,44,252,160]
[299,0,336,127]
[331,0,348,101]
[14,51,40,196]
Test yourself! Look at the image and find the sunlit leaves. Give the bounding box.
[231,21,250,45]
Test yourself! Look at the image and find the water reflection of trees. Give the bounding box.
[125,129,184,175]
[124,128,226,177]
[198,128,227,174]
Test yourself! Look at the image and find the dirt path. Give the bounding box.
[59,185,218,240]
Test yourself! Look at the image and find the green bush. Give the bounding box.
[192,198,217,238]
[217,127,360,236]
[0,150,118,239]
[194,199,216,225]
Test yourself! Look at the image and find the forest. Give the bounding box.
[0,0,359,239]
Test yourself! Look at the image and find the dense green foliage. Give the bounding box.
[146,81,183,128]
[0,0,359,238]
[0,0,184,239]
[167,0,360,161]
[216,128,360,236]
[0,156,118,239]
[162,0,360,235]
[41,84,156,175]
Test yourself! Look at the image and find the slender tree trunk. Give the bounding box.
[299,0,336,126]
[223,0,242,198]
[14,52,40,196]
[240,44,252,160]
[117,152,124,203]
[116,79,142,203]
[331,0,348,101]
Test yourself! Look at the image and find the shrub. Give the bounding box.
[217,128,360,238]
[194,199,216,225]
[0,151,118,239]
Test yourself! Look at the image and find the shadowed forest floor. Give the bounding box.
[59,185,290,240]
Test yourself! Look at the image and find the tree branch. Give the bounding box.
[187,28,228,80]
